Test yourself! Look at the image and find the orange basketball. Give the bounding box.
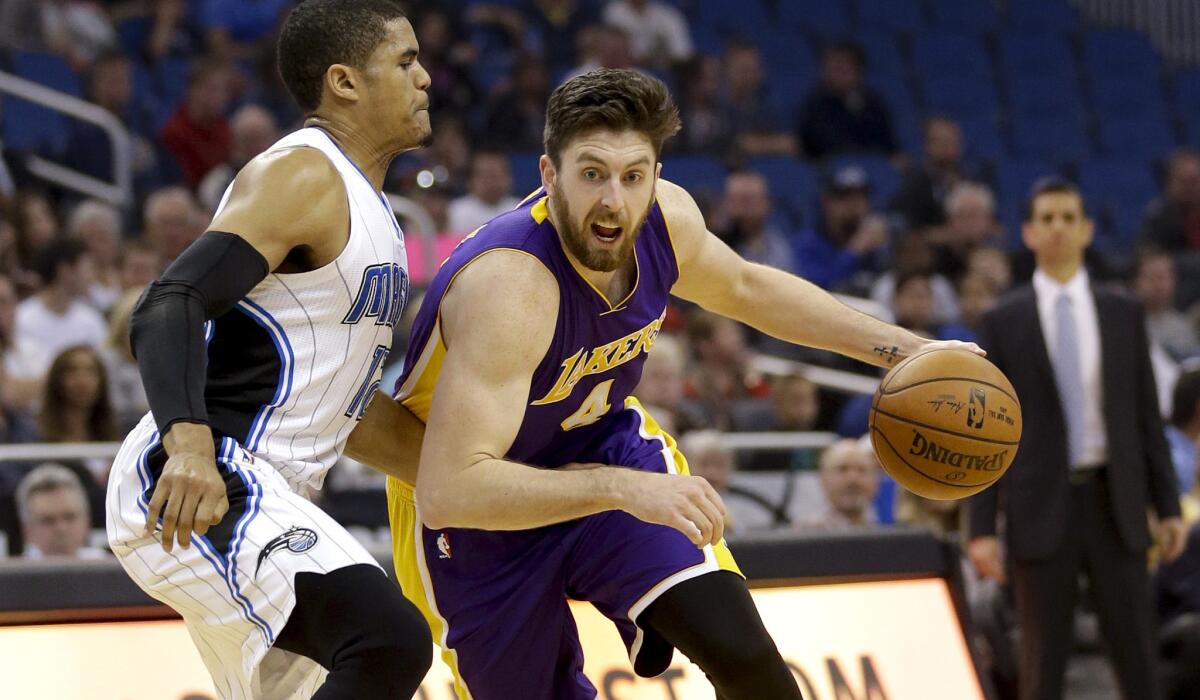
[868,348,1022,500]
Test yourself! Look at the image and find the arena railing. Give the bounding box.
[0,70,133,209]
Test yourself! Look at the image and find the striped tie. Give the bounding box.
[1052,293,1086,467]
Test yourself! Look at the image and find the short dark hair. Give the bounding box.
[1172,369,1200,428]
[34,239,85,286]
[544,69,681,166]
[277,0,409,113]
[1023,176,1087,221]
[825,40,866,70]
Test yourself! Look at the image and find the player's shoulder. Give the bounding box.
[238,146,343,197]
[450,247,558,306]
[220,146,347,232]
[654,178,701,221]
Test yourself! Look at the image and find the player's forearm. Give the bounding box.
[719,263,925,368]
[344,390,425,484]
[417,459,631,530]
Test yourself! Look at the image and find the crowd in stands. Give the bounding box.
[3,1,1200,692]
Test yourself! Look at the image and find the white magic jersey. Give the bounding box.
[203,126,408,490]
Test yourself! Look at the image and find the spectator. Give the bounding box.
[101,288,149,434]
[602,0,693,71]
[796,438,879,531]
[719,41,795,157]
[0,273,41,411]
[198,104,281,212]
[1154,522,1200,700]
[160,59,234,188]
[890,272,937,337]
[38,345,118,445]
[966,246,1013,295]
[714,171,794,273]
[119,240,164,291]
[684,310,769,431]
[0,0,115,68]
[1140,148,1200,253]
[674,55,733,157]
[413,10,478,121]
[562,23,635,82]
[1133,248,1199,362]
[447,151,520,234]
[66,199,123,312]
[896,488,961,537]
[478,54,551,152]
[64,51,159,186]
[938,271,1000,344]
[967,177,1184,700]
[870,232,960,326]
[141,186,205,262]
[927,181,1003,282]
[15,463,107,559]
[1167,368,1200,498]
[679,429,777,533]
[733,372,822,471]
[14,240,108,374]
[891,116,968,230]
[633,334,708,435]
[524,0,601,76]
[0,362,38,445]
[793,165,889,290]
[7,189,60,276]
[797,41,898,161]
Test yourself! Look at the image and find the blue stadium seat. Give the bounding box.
[1011,116,1092,163]
[827,154,900,210]
[747,155,819,227]
[3,51,81,155]
[1008,73,1086,121]
[1089,71,1168,118]
[858,29,907,84]
[778,0,850,38]
[1097,113,1176,159]
[929,0,998,33]
[508,152,544,197]
[696,0,770,39]
[1172,69,1200,121]
[921,74,1001,121]
[154,56,191,124]
[955,115,1005,163]
[999,31,1077,82]
[912,33,992,80]
[660,156,728,200]
[866,74,921,154]
[856,0,924,34]
[1005,0,1079,33]
[1079,158,1158,250]
[1084,30,1161,80]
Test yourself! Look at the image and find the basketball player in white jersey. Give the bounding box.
[106,2,434,697]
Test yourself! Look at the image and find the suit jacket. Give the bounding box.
[968,282,1181,560]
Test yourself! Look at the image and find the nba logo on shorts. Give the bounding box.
[437,533,452,559]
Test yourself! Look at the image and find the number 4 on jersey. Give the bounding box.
[561,380,614,431]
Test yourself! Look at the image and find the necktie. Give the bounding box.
[1052,293,1086,467]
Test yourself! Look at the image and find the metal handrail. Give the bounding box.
[0,70,133,207]
[386,193,437,277]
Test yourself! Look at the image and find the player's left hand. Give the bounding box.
[1155,516,1188,563]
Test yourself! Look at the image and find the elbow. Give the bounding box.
[415,483,455,530]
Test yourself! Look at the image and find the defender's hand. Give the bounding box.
[617,472,728,548]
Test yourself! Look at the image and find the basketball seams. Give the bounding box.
[870,427,986,491]
[870,407,1021,445]
[880,375,1019,404]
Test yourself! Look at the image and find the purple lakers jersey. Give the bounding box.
[393,190,678,468]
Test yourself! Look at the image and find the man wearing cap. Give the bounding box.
[793,164,890,290]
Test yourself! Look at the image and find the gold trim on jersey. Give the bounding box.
[531,195,642,314]
[531,311,665,406]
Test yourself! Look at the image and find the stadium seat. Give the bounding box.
[660,155,728,201]
[3,51,81,155]
[929,0,998,33]
[856,0,925,34]
[1084,30,1161,80]
[1004,0,1079,33]
[921,74,1001,121]
[508,152,544,197]
[747,155,819,227]
[1078,158,1158,250]
[1172,69,1200,122]
[1008,73,1086,121]
[1097,112,1177,160]
[827,154,900,210]
[999,31,1077,82]
[858,29,907,85]
[696,0,770,39]
[1089,71,1169,118]
[955,115,1006,163]
[777,0,850,39]
[912,33,992,80]
[993,158,1060,248]
[1011,116,1092,163]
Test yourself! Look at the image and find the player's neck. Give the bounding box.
[305,117,389,191]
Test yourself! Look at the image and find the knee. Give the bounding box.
[342,598,433,691]
[693,628,781,677]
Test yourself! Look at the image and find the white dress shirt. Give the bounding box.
[1032,268,1108,467]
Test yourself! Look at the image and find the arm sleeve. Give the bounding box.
[129,231,270,435]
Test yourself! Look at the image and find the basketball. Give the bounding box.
[868,348,1022,500]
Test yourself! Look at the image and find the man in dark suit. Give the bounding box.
[967,177,1187,700]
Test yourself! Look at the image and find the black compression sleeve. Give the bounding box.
[130,231,271,435]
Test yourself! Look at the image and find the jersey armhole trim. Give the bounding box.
[434,247,557,351]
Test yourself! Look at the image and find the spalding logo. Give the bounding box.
[909,430,1007,471]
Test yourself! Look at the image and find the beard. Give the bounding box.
[549,193,648,273]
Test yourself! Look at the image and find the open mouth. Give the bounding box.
[591,223,623,243]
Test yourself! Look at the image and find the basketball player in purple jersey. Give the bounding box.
[385,69,980,699]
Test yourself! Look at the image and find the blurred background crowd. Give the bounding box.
[4,0,1200,697]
